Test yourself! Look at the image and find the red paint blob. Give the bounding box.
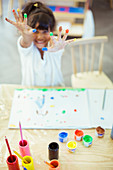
[74,109,77,112]
[12,9,15,12]
[66,29,69,33]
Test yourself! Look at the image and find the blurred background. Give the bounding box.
[0,0,113,86]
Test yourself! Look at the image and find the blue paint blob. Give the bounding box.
[42,47,48,51]
[50,97,54,99]
[32,29,37,33]
[100,117,104,120]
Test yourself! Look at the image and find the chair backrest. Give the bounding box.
[70,36,108,75]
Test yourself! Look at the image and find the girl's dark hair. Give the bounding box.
[22,1,56,31]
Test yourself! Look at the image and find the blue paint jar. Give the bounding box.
[59,132,68,143]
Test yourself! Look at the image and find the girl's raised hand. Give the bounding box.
[42,26,76,52]
[5,9,37,44]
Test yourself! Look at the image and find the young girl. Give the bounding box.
[5,1,75,86]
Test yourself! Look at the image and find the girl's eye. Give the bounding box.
[34,30,49,34]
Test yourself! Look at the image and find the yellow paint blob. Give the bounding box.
[17,8,20,12]
[74,38,76,42]
[9,124,16,128]
[50,105,55,107]
[67,141,76,149]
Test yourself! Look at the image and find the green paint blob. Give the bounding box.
[16,88,86,92]
[62,110,66,114]
[50,32,53,36]
[24,13,27,18]
[16,89,24,91]
[42,89,48,91]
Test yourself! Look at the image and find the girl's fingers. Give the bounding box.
[5,17,22,32]
[57,26,62,41]
[17,8,23,22]
[65,38,76,45]
[24,13,27,29]
[62,29,69,41]
[5,17,17,27]
[12,9,19,22]
[50,32,57,44]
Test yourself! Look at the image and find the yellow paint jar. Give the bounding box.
[22,156,34,170]
[66,141,77,153]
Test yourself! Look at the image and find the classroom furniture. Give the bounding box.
[47,0,88,21]
[70,36,113,89]
[0,84,113,170]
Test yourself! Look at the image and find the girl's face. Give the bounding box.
[33,29,50,50]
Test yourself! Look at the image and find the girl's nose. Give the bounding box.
[36,32,43,39]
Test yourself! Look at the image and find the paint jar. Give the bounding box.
[19,139,31,157]
[95,126,105,138]
[6,155,20,170]
[49,160,60,170]
[66,141,77,153]
[22,156,34,170]
[83,135,93,147]
[48,142,59,160]
[59,132,68,143]
[74,129,84,141]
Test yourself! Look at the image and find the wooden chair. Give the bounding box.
[70,36,113,89]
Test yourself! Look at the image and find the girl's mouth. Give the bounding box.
[35,40,45,44]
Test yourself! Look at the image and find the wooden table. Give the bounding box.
[0,84,113,170]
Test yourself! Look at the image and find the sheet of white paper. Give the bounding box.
[8,89,90,129]
[8,88,113,129]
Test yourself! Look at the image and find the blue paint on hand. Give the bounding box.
[42,47,48,51]
[32,29,37,33]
